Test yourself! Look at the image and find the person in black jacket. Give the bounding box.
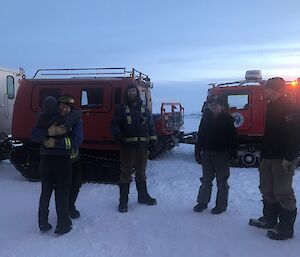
[31,95,83,235]
[111,84,157,213]
[249,77,299,240]
[193,96,237,214]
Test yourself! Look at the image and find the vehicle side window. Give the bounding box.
[81,88,103,108]
[114,88,121,104]
[6,76,15,99]
[227,94,249,110]
[140,90,148,106]
[39,88,61,107]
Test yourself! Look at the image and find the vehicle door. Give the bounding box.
[225,91,252,131]
[80,83,112,144]
[0,74,16,136]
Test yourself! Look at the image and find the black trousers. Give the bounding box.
[69,159,82,210]
[197,151,230,209]
[38,155,72,227]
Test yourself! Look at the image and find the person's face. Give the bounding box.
[208,102,223,115]
[127,88,138,102]
[59,103,71,116]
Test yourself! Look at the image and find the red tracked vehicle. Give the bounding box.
[150,102,184,159]
[10,68,183,182]
[195,70,300,167]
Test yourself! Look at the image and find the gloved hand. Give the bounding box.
[282,158,299,173]
[44,138,56,148]
[48,123,67,136]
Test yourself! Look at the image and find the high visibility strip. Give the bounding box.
[125,105,146,114]
[65,137,71,150]
[127,116,132,124]
[124,137,149,142]
[67,138,72,149]
[125,105,130,113]
[71,149,79,159]
[68,138,72,149]
[150,135,157,140]
[124,137,139,142]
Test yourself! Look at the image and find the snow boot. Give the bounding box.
[39,223,52,232]
[39,210,52,232]
[211,206,226,215]
[55,225,72,235]
[69,206,80,219]
[249,201,280,229]
[193,203,207,213]
[267,208,297,240]
[136,180,157,205]
[55,217,72,235]
[119,183,130,213]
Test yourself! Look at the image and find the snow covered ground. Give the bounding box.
[1,116,300,257]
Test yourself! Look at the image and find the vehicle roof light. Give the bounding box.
[291,80,298,87]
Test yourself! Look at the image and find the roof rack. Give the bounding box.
[209,79,264,88]
[32,67,152,87]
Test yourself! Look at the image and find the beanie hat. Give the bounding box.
[265,77,286,92]
[42,96,59,115]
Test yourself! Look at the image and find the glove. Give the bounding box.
[44,138,56,148]
[282,158,299,173]
[48,123,67,136]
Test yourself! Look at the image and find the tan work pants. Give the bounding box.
[120,145,148,183]
[259,159,296,210]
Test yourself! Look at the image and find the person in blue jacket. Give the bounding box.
[31,95,83,235]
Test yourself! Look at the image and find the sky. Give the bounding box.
[1,0,300,83]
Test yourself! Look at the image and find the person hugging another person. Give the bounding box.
[31,95,83,235]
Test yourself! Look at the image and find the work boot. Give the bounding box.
[193,203,207,213]
[249,201,280,229]
[39,223,52,232]
[119,183,130,213]
[39,210,52,232]
[267,208,297,240]
[136,180,157,205]
[211,206,226,215]
[249,217,272,228]
[69,206,80,219]
[55,225,72,235]
[55,217,72,235]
